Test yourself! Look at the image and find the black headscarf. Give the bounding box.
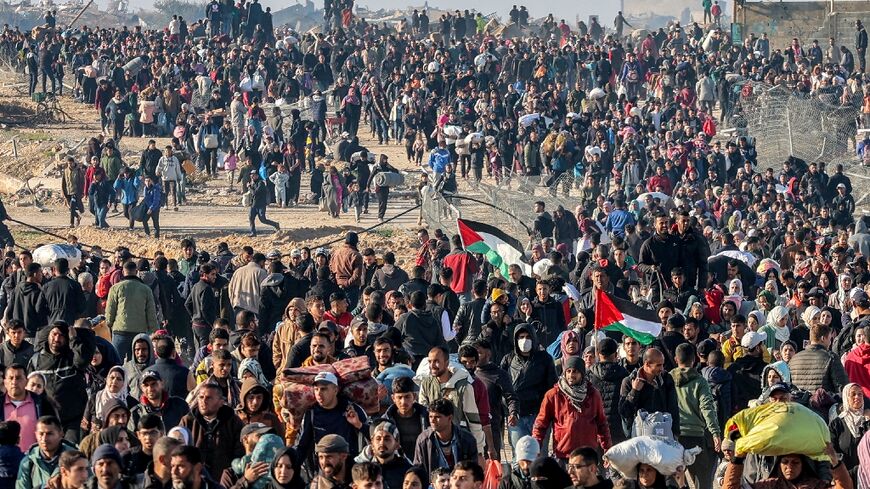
[530,457,572,489]
[270,446,306,489]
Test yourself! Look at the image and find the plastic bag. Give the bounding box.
[604,436,702,479]
[482,459,502,489]
[632,410,675,440]
[724,401,831,460]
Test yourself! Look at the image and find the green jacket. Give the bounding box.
[16,439,78,489]
[670,366,721,438]
[101,153,123,181]
[106,275,158,335]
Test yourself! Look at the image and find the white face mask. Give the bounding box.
[518,338,533,353]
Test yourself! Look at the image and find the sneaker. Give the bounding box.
[248,233,257,237]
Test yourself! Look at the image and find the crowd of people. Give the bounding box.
[0,2,869,489]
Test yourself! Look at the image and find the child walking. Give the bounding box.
[269,164,290,207]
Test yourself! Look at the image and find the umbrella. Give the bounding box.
[519,113,540,127]
[756,258,781,277]
[707,253,756,286]
[712,250,758,268]
[636,192,672,209]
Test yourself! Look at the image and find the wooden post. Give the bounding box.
[67,0,95,29]
[11,138,18,159]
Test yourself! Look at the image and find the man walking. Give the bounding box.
[105,260,158,358]
[247,171,280,237]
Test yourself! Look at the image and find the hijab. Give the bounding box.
[270,446,306,489]
[99,425,127,445]
[801,306,821,327]
[559,330,581,369]
[840,383,866,438]
[529,457,572,489]
[95,366,129,422]
[239,358,271,388]
[765,306,791,342]
[168,426,191,445]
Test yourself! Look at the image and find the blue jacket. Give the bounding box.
[16,439,77,489]
[143,184,162,212]
[113,175,140,205]
[0,445,22,489]
[605,208,636,238]
[428,148,450,173]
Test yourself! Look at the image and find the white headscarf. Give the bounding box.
[840,383,866,438]
[766,306,791,343]
[95,366,129,422]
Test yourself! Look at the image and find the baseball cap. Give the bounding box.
[266,249,281,260]
[240,422,273,441]
[315,434,349,453]
[741,331,767,349]
[370,420,400,439]
[314,247,328,257]
[851,287,869,304]
[807,287,826,298]
[290,248,302,258]
[141,370,162,384]
[313,371,339,386]
[769,382,790,394]
[837,183,846,189]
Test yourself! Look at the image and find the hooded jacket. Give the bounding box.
[499,323,558,416]
[26,325,96,425]
[236,377,284,438]
[130,390,189,431]
[123,333,154,399]
[412,424,478,475]
[618,366,681,437]
[418,366,485,453]
[588,361,630,443]
[370,264,409,293]
[533,379,611,458]
[670,366,721,439]
[6,281,46,337]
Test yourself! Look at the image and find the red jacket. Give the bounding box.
[845,343,870,398]
[442,250,479,294]
[532,381,611,459]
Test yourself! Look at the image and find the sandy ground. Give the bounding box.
[0,72,434,264]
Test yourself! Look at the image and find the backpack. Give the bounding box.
[632,410,675,440]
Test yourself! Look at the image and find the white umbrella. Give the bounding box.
[711,250,758,268]
[519,113,540,127]
[636,192,671,208]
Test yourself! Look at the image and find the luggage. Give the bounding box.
[333,356,371,385]
[33,244,82,269]
[203,134,219,149]
[724,401,831,460]
[281,364,337,385]
[372,171,404,188]
[632,410,675,440]
[605,436,702,479]
[122,56,145,76]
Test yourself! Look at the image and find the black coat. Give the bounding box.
[146,359,191,399]
[26,327,96,425]
[588,361,630,443]
[36,276,84,327]
[618,368,681,437]
[499,323,558,416]
[185,280,218,326]
[0,339,34,368]
[726,354,767,411]
[6,282,46,337]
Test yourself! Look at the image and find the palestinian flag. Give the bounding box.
[457,218,531,278]
[594,288,662,345]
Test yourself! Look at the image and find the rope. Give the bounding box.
[7,203,423,260]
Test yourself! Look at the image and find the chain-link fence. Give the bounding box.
[724,80,861,168]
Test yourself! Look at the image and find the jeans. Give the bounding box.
[142,209,160,238]
[249,206,279,235]
[373,117,389,143]
[344,286,360,312]
[508,414,536,450]
[112,331,137,362]
[94,205,108,228]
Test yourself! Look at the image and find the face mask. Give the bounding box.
[518,338,533,353]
